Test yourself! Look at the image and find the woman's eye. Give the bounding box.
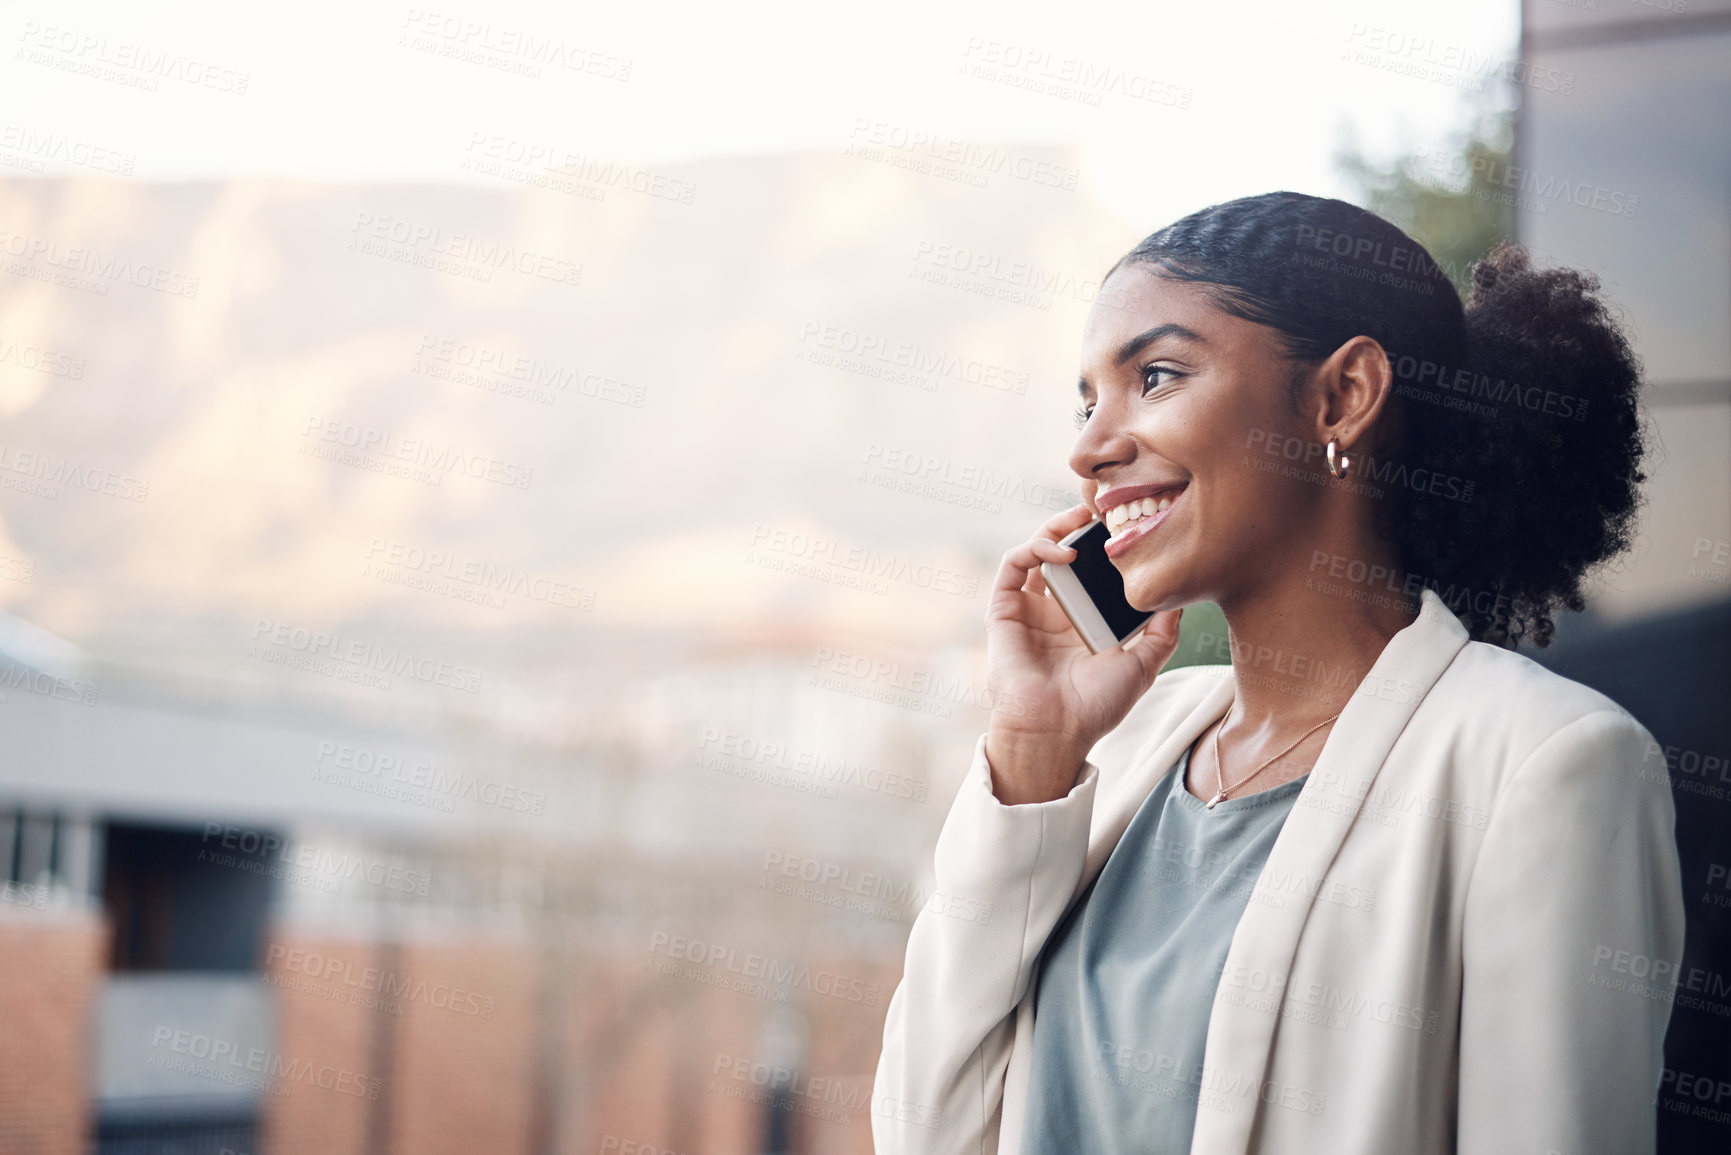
[1141,365,1182,393]
[1074,368,1180,428]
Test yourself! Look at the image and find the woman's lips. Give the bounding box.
[1102,490,1183,559]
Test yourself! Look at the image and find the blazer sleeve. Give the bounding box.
[871,733,1099,1155]
[1456,709,1685,1155]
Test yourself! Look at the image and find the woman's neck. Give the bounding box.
[1214,567,1420,733]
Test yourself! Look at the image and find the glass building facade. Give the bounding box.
[1520,6,1731,1151]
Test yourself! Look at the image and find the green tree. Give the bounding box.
[1160,600,1232,672]
[1335,107,1516,298]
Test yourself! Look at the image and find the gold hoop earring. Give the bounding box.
[1326,437,1353,479]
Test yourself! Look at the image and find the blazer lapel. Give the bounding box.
[1074,666,1237,904]
[1003,666,1239,1155]
[1189,589,1470,1153]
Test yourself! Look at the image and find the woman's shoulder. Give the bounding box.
[1439,639,1642,729]
[1426,638,1661,783]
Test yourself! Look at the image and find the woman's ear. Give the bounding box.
[1313,336,1394,447]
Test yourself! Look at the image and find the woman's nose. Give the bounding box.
[1068,403,1136,483]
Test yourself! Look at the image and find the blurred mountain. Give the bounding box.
[0,145,1133,699]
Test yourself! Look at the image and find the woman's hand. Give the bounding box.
[983,504,1184,805]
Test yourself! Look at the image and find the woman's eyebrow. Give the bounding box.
[1078,323,1208,398]
[1113,322,1207,366]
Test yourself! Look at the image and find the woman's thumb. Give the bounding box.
[1126,607,1184,680]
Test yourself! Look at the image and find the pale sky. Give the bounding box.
[3,0,1519,228]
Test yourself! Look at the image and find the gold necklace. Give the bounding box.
[1206,703,1340,809]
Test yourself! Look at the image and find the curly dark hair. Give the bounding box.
[1110,191,1648,647]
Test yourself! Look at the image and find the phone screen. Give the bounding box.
[1067,521,1155,640]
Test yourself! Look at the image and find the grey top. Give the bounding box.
[1022,744,1309,1154]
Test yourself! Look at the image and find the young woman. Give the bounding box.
[871,193,1684,1155]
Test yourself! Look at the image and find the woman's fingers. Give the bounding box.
[1036,503,1096,542]
[993,534,1076,598]
[993,505,1096,596]
[991,504,1103,641]
[1124,608,1184,680]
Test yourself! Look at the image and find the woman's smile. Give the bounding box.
[1098,483,1188,559]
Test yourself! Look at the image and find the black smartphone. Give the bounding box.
[1038,520,1155,652]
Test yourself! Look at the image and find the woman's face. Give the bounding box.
[1071,264,1328,612]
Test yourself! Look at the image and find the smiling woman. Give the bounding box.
[872,192,1682,1155]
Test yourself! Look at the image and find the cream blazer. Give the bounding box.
[872,589,1685,1155]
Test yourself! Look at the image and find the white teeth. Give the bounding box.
[1105,492,1180,536]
